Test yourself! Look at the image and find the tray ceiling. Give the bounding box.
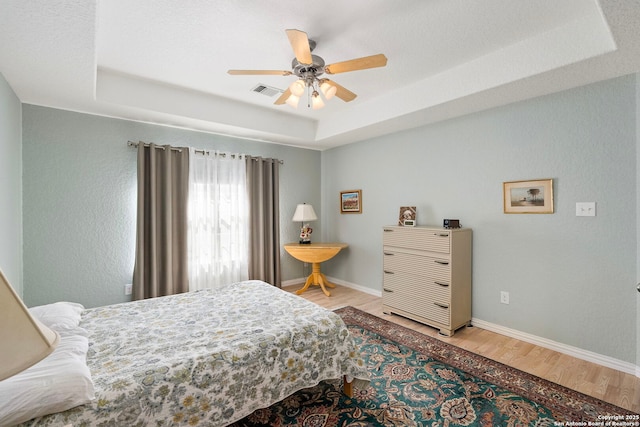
[1,0,639,149]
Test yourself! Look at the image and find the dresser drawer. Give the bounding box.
[382,277,450,326]
[383,251,451,283]
[383,271,450,301]
[383,227,450,253]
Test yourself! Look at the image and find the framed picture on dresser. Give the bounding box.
[398,206,416,226]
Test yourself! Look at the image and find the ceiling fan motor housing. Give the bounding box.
[292,54,325,79]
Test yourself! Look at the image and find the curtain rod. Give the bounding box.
[127,141,283,164]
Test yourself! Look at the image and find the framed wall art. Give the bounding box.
[340,190,362,214]
[503,179,554,214]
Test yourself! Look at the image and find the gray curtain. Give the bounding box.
[133,143,190,299]
[246,156,281,287]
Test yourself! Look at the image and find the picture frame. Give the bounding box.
[398,206,416,226]
[503,179,554,214]
[340,190,362,214]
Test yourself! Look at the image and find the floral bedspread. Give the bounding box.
[23,280,369,426]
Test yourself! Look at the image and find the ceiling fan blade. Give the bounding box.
[325,54,388,74]
[286,29,312,65]
[228,70,292,76]
[274,88,292,105]
[323,79,357,102]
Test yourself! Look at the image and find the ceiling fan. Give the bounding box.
[228,29,388,109]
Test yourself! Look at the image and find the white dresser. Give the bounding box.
[382,225,472,336]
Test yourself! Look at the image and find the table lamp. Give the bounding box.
[292,203,318,244]
[0,268,60,381]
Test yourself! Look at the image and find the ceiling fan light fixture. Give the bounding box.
[320,81,337,100]
[311,91,324,110]
[285,94,300,108]
[289,79,305,97]
[229,29,387,109]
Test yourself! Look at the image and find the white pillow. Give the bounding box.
[28,301,84,331]
[0,331,95,426]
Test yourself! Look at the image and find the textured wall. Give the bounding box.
[22,106,320,308]
[0,73,22,294]
[18,76,639,365]
[321,75,637,364]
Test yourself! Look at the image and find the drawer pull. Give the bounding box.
[383,252,394,256]
[434,233,449,237]
[383,288,394,293]
[435,281,449,287]
[435,260,449,265]
[434,302,449,309]
[383,270,394,274]
[383,229,394,232]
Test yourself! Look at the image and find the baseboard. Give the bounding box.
[282,277,639,378]
[281,278,305,288]
[325,276,383,297]
[282,276,382,297]
[471,318,639,377]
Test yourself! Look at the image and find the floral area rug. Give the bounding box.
[230,306,636,426]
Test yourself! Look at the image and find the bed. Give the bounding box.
[3,280,369,426]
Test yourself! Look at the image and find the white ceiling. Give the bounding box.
[1,0,639,150]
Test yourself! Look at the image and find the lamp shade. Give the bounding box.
[320,81,337,100]
[311,94,325,110]
[0,268,60,381]
[292,203,318,222]
[289,79,305,97]
[285,94,300,108]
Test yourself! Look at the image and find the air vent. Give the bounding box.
[251,84,283,97]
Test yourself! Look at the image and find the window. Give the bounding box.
[187,151,248,290]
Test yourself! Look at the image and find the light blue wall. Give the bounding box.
[322,75,637,364]
[22,106,321,308]
[15,74,640,365]
[0,72,22,295]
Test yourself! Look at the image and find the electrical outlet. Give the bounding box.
[124,284,132,295]
[500,291,509,304]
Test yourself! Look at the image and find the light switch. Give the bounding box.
[576,202,596,217]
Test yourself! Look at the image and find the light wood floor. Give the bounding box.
[283,283,640,413]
